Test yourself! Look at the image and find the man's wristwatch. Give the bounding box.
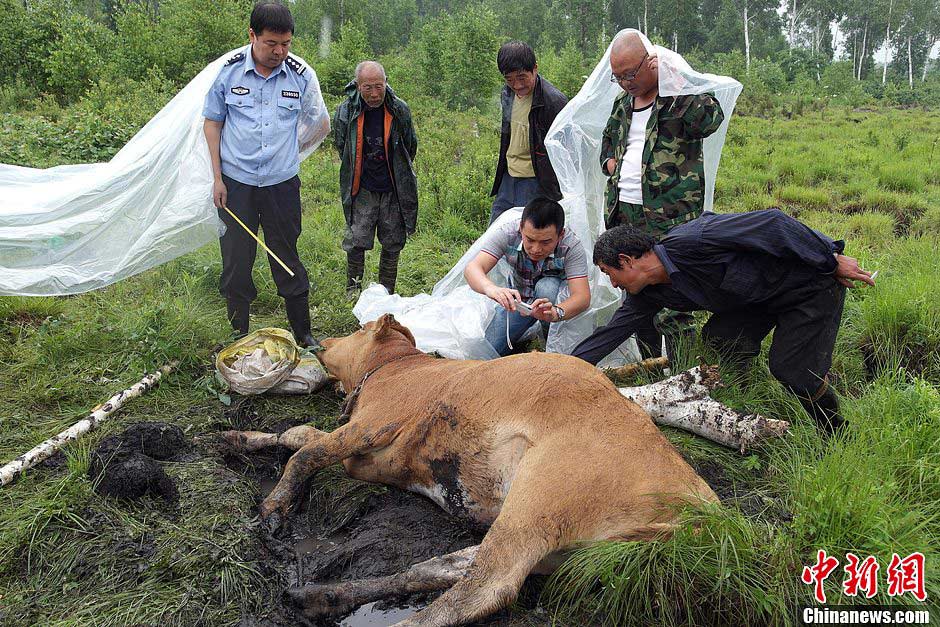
[554,306,565,321]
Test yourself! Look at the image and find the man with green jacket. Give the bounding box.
[600,31,724,360]
[334,61,418,297]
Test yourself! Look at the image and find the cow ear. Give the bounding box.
[372,313,396,339]
[391,320,417,347]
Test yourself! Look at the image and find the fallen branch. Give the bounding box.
[0,362,178,487]
[603,356,669,379]
[621,365,790,453]
[286,545,478,619]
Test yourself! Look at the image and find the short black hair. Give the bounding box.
[250,2,294,35]
[593,226,657,267]
[520,197,565,233]
[497,41,537,75]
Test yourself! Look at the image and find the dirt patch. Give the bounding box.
[691,459,791,524]
[226,441,555,626]
[88,422,189,503]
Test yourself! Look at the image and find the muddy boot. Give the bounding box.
[346,250,365,301]
[798,382,847,437]
[226,299,250,338]
[379,249,400,295]
[285,293,315,348]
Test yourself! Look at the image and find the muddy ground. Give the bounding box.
[92,402,780,627]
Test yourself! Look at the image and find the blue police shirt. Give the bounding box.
[203,45,310,187]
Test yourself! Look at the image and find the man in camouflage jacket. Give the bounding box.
[600,32,724,360]
[601,33,724,236]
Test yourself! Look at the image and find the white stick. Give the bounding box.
[0,362,178,487]
[621,365,790,453]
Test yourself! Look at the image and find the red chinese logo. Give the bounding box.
[802,549,841,603]
[802,551,928,603]
[843,553,879,598]
[886,552,926,602]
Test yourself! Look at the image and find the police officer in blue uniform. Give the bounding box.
[203,2,329,346]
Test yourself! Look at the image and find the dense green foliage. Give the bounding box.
[0,0,938,127]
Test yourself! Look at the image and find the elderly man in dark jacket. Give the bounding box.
[489,41,568,225]
[334,61,418,297]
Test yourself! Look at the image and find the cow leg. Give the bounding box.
[397,458,576,626]
[286,545,479,619]
[260,421,399,524]
[220,425,322,452]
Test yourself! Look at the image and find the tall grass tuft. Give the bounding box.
[544,505,790,626]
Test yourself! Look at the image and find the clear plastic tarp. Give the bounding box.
[355,29,741,363]
[0,46,329,296]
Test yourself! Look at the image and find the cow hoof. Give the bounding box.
[261,510,285,536]
[285,585,356,618]
[218,430,247,452]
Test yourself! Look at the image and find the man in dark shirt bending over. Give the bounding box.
[572,209,875,435]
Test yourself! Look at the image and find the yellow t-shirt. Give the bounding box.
[506,94,535,178]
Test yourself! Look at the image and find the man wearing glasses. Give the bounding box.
[600,31,724,361]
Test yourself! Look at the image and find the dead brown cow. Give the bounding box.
[222,313,718,626]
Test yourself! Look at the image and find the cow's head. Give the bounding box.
[319,314,417,390]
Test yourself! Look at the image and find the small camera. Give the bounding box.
[515,301,533,314]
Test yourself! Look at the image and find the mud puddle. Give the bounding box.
[224,436,554,626]
[339,602,419,626]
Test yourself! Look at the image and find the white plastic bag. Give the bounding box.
[215,327,329,396]
[357,30,741,364]
[0,47,329,296]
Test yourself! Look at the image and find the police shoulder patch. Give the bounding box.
[224,51,245,67]
[285,54,306,75]
[231,86,250,96]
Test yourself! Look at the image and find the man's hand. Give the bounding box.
[529,298,557,322]
[484,285,522,311]
[212,178,227,210]
[605,158,617,176]
[834,254,875,288]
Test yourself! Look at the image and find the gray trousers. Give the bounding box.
[343,188,406,253]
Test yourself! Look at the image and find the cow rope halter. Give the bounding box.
[339,352,420,421]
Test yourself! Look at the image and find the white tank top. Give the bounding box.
[617,102,653,204]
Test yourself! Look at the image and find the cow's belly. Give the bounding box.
[345,430,531,528]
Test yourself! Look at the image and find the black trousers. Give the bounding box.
[218,174,310,304]
[700,275,846,396]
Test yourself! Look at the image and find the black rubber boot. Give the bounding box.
[798,384,847,437]
[285,293,315,348]
[346,250,365,301]
[379,249,400,295]
[226,300,250,338]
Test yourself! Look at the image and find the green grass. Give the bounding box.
[2,105,939,625]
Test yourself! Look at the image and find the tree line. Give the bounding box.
[1,0,938,116]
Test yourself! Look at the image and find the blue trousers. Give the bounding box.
[485,276,562,357]
[489,174,540,225]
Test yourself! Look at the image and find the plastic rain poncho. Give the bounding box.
[0,47,329,296]
[357,29,743,363]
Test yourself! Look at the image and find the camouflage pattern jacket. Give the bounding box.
[601,92,724,236]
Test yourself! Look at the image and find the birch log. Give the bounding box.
[603,356,669,379]
[622,365,790,453]
[0,362,178,487]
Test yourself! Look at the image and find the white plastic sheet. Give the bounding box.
[359,29,741,363]
[0,46,329,296]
